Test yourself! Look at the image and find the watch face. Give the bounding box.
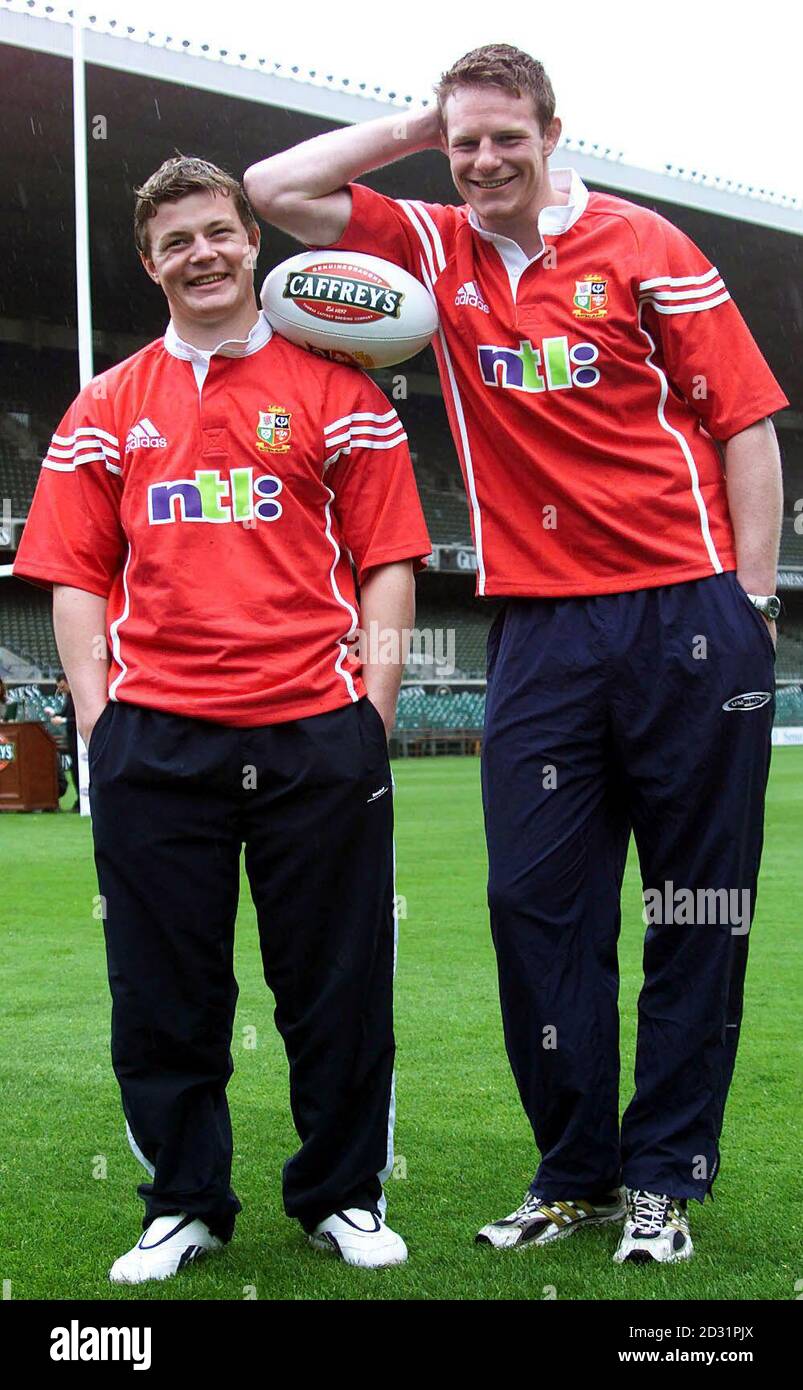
[767,596,781,620]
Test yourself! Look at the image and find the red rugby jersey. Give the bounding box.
[326,171,787,596]
[13,313,431,725]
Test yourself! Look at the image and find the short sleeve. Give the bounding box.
[12,380,126,596]
[323,372,431,584]
[635,211,788,440]
[322,183,455,288]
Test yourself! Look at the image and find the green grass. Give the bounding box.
[1,752,801,1301]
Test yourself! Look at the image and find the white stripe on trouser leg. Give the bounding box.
[377,830,399,1216]
[125,1118,155,1178]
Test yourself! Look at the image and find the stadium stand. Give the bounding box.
[3,682,62,724]
[418,489,473,546]
[776,631,803,684]
[776,685,803,725]
[0,580,60,677]
[1,3,801,747]
[396,687,485,731]
[779,515,803,570]
[0,446,40,516]
[391,686,485,756]
[411,600,494,678]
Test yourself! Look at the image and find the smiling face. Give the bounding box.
[140,190,260,344]
[443,85,562,237]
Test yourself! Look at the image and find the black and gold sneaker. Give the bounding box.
[476,1188,627,1249]
[613,1189,693,1264]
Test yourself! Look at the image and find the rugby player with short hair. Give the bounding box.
[14,156,431,1280]
[245,43,787,1265]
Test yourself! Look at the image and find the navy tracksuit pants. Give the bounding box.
[88,696,396,1239]
[482,571,775,1202]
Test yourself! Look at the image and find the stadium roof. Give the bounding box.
[0,0,801,413]
[3,0,803,236]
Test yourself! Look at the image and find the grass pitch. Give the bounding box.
[1,752,801,1302]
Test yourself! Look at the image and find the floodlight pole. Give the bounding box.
[72,3,94,816]
[73,3,94,387]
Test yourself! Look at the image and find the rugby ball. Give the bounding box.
[260,251,438,370]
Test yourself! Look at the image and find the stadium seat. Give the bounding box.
[410,602,496,678]
[395,686,485,731]
[775,685,803,725]
[776,631,803,684]
[0,581,60,675]
[418,488,473,545]
[0,444,40,516]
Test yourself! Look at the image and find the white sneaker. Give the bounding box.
[476,1188,627,1249]
[309,1208,408,1268]
[613,1190,693,1264]
[109,1213,223,1284]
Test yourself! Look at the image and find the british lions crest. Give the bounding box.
[256,407,292,453]
[573,275,608,320]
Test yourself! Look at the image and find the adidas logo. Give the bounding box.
[455,281,490,314]
[126,417,167,451]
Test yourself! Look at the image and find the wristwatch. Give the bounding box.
[746,593,781,620]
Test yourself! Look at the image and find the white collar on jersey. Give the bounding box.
[468,168,589,278]
[164,308,274,364]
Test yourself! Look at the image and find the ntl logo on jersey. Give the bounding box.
[478,336,600,393]
[148,468,282,525]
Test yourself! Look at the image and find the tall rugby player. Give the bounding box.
[245,45,787,1265]
[14,157,431,1280]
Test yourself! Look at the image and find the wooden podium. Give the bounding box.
[0,722,60,812]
